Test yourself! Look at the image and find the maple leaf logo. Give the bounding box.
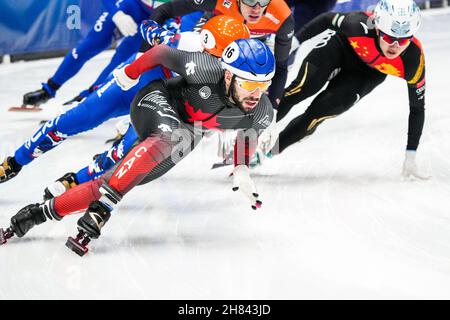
[184,101,222,131]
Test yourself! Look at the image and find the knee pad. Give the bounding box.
[25,118,68,157]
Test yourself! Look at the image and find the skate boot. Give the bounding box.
[0,156,22,183]
[22,88,52,106]
[105,118,130,144]
[23,79,60,106]
[10,204,47,238]
[1,202,62,244]
[66,201,112,257]
[43,172,79,200]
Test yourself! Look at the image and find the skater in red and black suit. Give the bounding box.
[1,38,276,255]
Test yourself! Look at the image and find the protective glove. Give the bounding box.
[250,113,278,167]
[232,165,262,210]
[163,18,181,34]
[140,19,177,47]
[217,130,237,162]
[113,66,139,91]
[112,11,138,37]
[115,118,131,136]
[401,150,430,180]
[259,114,279,155]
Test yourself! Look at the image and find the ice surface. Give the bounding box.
[0,9,450,300]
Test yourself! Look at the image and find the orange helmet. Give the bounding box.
[200,15,250,57]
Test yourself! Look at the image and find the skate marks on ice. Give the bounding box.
[1,235,65,246]
[1,10,450,298]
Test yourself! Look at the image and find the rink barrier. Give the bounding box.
[334,0,447,11]
[0,0,102,62]
[0,0,448,63]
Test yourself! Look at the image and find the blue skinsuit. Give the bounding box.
[44,0,157,97]
[14,21,186,184]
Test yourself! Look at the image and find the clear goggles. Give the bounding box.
[379,31,412,47]
[235,77,272,93]
[241,0,271,7]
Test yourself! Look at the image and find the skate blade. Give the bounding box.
[9,105,43,112]
[211,158,233,170]
[104,133,123,145]
[65,236,89,257]
[0,228,6,245]
[0,228,13,245]
[62,97,84,106]
[211,162,232,169]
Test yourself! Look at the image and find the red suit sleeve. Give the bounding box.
[125,44,176,79]
[234,130,258,167]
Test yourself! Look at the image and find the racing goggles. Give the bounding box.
[235,77,272,93]
[379,31,412,47]
[241,0,271,7]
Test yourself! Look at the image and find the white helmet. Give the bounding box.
[374,0,421,38]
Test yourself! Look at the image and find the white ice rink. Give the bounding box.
[1,9,450,300]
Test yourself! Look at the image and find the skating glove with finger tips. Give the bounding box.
[112,11,138,37]
[250,115,278,168]
[140,20,176,47]
[232,165,262,210]
[113,66,140,91]
[401,150,430,180]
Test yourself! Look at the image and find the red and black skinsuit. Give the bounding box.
[47,44,274,217]
[275,11,426,154]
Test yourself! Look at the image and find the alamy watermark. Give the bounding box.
[66,5,81,30]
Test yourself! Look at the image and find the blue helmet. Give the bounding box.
[221,38,275,82]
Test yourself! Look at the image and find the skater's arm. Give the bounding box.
[295,12,336,43]
[124,44,186,79]
[296,11,366,43]
[102,0,119,16]
[406,72,426,151]
[252,95,275,131]
[406,93,425,151]
[150,0,216,24]
[405,41,426,151]
[234,130,258,167]
[140,19,178,47]
[232,130,262,209]
[233,96,274,166]
[140,0,216,52]
[269,15,295,106]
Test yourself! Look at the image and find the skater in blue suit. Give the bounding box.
[21,0,169,108]
[1,20,181,185]
[0,16,237,200]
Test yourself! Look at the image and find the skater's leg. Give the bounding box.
[86,0,149,89]
[52,81,198,216]
[276,69,387,153]
[277,35,344,121]
[180,11,204,32]
[42,123,139,200]
[3,82,190,241]
[50,11,117,88]
[50,0,146,88]
[14,82,130,167]
[75,124,140,183]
